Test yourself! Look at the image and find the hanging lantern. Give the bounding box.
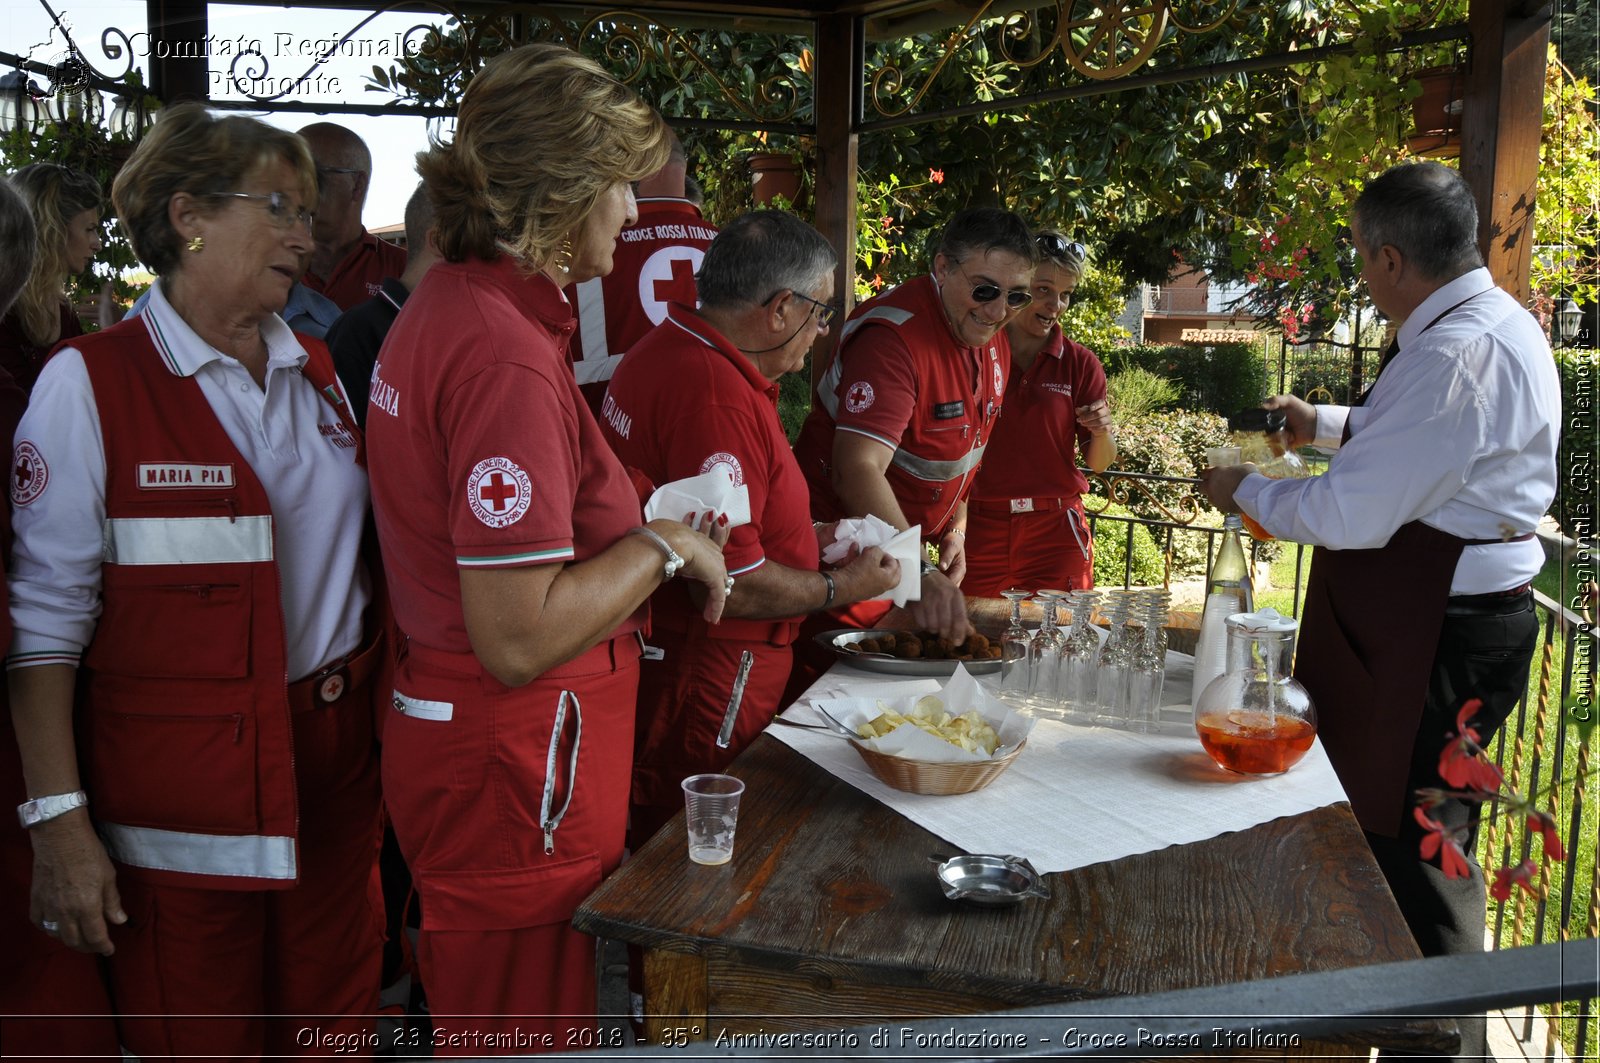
[0,69,46,134]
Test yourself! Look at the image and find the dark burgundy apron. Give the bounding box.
[1294,522,1469,837]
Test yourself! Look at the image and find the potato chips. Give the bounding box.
[856,695,1001,755]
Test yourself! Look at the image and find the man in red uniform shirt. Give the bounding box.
[600,210,899,845]
[965,232,1117,596]
[567,129,718,416]
[793,207,1036,642]
[297,122,409,310]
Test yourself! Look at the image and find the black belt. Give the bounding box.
[1444,585,1532,616]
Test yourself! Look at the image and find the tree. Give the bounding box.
[360,0,1596,327]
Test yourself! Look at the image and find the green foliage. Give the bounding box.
[777,361,812,443]
[1101,407,1231,577]
[1057,263,1132,351]
[1098,342,1268,416]
[1105,367,1178,420]
[1084,497,1166,587]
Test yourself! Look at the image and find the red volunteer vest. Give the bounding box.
[75,318,361,890]
[794,275,1008,538]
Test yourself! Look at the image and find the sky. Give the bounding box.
[6,0,436,228]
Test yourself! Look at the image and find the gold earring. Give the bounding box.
[187,235,204,253]
[553,234,575,275]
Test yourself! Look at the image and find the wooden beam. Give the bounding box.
[145,0,210,103]
[1458,0,1552,304]
[809,11,860,388]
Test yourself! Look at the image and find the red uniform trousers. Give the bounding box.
[383,637,639,1056]
[629,625,791,851]
[104,672,383,1061]
[0,717,120,1063]
[963,498,1095,598]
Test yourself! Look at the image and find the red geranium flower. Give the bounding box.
[1438,699,1504,792]
[1414,806,1471,879]
[1490,859,1538,901]
[928,168,945,184]
[1527,811,1565,860]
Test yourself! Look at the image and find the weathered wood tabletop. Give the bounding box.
[574,732,1452,1055]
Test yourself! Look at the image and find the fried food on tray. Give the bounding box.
[855,695,1001,755]
[839,630,1001,661]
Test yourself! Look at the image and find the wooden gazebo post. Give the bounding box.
[1460,0,1552,305]
[811,11,862,344]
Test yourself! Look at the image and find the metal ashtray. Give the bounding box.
[930,853,1051,906]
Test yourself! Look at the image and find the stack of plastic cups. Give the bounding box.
[1060,590,1100,724]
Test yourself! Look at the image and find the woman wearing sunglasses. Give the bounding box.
[963,231,1117,597]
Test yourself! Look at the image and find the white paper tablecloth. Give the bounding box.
[766,657,1347,875]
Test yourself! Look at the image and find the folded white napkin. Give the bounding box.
[820,516,922,606]
[812,663,1033,762]
[642,470,751,529]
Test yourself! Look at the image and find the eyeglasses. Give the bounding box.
[761,288,838,328]
[961,276,1034,310]
[315,166,363,190]
[210,191,315,232]
[1036,233,1087,265]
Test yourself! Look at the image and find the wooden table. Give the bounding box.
[574,733,1453,1055]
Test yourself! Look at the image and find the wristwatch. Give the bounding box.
[629,526,685,581]
[17,790,88,829]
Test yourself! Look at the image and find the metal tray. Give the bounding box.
[931,853,1050,906]
[816,628,1001,677]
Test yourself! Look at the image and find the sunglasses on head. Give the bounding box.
[1036,232,1087,263]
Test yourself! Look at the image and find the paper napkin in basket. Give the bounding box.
[642,470,751,529]
[812,664,1033,763]
[820,516,923,606]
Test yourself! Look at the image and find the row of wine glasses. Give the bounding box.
[998,587,1172,731]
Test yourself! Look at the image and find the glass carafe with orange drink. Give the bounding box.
[1226,409,1311,540]
[1193,608,1317,776]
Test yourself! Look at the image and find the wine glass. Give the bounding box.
[998,588,1032,703]
[1128,596,1170,733]
[1027,591,1069,720]
[1093,591,1135,728]
[1061,589,1101,723]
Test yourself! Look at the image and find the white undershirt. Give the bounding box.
[8,279,370,680]
[1235,268,1561,594]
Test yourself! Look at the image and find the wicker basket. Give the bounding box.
[850,738,1027,796]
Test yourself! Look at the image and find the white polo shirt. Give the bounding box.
[8,279,370,681]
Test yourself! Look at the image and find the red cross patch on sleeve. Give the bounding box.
[11,441,48,506]
[466,456,533,528]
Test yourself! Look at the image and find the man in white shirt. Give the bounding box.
[1202,162,1560,1059]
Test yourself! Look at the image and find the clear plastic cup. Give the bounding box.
[681,774,745,865]
[1205,445,1242,468]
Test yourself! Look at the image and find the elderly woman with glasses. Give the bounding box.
[963,231,1117,597]
[6,104,383,1056]
[365,44,729,1052]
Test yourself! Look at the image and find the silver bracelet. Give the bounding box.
[819,570,836,610]
[628,526,684,581]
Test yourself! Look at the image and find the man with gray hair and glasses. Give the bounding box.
[298,122,407,309]
[1202,161,1560,1060]
[598,209,900,848]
